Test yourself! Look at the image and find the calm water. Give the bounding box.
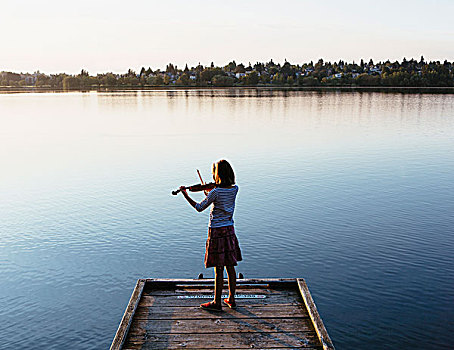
[1,90,453,349]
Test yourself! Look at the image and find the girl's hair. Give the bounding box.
[212,159,235,187]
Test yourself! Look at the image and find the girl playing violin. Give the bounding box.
[179,159,242,311]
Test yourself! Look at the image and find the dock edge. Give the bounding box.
[297,278,335,350]
[110,279,146,350]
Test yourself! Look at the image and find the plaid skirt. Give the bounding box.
[204,225,242,268]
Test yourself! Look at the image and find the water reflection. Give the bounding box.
[0,90,453,350]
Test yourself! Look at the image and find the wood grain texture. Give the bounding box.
[297,279,335,350]
[133,304,309,320]
[129,317,314,334]
[139,293,300,307]
[123,346,322,350]
[144,278,297,284]
[110,279,146,350]
[143,287,298,296]
[124,331,320,349]
[110,278,334,350]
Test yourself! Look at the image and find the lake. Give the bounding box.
[1,89,453,349]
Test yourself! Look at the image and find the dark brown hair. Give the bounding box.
[212,159,235,187]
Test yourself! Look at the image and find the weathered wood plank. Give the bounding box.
[144,284,294,292]
[297,279,335,350]
[123,347,322,350]
[111,278,332,350]
[110,279,146,350]
[143,288,299,297]
[138,294,300,307]
[124,331,320,349]
[174,283,271,288]
[129,316,314,334]
[174,288,274,294]
[133,304,309,320]
[145,278,297,284]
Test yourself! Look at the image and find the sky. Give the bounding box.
[1,0,453,74]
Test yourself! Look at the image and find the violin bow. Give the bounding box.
[196,169,209,196]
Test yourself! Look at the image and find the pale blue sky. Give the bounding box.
[1,0,453,74]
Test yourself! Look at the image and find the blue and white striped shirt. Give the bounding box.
[195,185,238,228]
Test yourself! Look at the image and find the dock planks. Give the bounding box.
[111,278,334,350]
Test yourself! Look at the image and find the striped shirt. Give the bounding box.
[195,185,238,228]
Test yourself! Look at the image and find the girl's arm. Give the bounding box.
[180,187,197,209]
[179,186,217,212]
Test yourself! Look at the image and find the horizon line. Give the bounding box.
[2,56,452,75]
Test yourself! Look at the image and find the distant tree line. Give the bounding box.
[1,57,453,89]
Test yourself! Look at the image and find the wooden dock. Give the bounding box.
[110,278,335,350]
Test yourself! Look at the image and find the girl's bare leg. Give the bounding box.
[226,265,236,303]
[214,266,224,305]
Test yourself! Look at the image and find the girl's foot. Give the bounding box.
[223,298,237,309]
[200,301,222,312]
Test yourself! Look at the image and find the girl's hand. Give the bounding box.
[179,186,197,208]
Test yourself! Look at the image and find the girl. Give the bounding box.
[179,159,242,311]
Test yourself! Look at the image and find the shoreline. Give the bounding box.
[2,85,454,94]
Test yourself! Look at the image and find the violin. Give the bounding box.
[172,182,217,195]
